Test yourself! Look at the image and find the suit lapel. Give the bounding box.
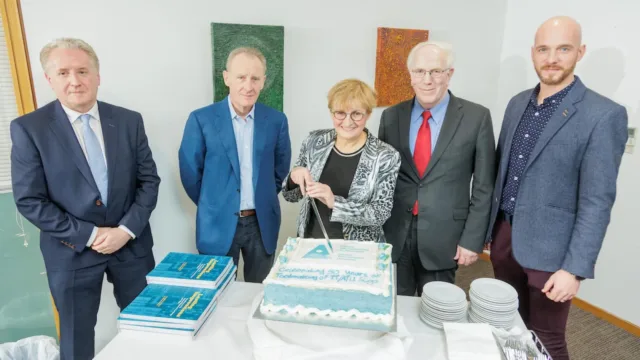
[252,106,267,190]
[500,91,532,176]
[423,94,463,178]
[396,100,420,181]
[523,81,586,171]
[98,102,118,203]
[214,103,241,182]
[48,101,98,189]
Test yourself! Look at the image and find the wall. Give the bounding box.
[19,0,508,351]
[499,0,640,325]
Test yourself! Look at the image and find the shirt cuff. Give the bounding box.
[86,226,98,247]
[119,225,136,239]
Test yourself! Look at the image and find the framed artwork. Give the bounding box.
[374,27,429,107]
[211,23,284,111]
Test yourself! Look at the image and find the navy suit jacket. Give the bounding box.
[486,78,628,279]
[179,97,291,255]
[11,100,161,271]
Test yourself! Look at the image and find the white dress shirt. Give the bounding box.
[227,97,255,211]
[60,102,135,247]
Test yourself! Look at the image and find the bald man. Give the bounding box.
[486,16,628,359]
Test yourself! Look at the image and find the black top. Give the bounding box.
[289,142,364,239]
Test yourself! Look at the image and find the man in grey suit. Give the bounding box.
[379,41,496,296]
[487,17,628,360]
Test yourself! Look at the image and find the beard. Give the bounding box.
[535,63,576,85]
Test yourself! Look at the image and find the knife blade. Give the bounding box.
[309,196,334,253]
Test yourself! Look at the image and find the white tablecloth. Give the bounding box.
[95,281,526,360]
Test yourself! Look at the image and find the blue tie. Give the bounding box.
[80,114,108,206]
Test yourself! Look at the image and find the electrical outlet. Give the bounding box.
[626,127,636,154]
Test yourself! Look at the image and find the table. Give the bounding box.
[95,282,526,359]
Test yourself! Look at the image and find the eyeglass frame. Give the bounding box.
[409,67,451,79]
[331,110,369,122]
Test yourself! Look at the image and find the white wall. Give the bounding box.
[20,0,508,351]
[499,0,640,326]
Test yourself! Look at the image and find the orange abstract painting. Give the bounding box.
[374,27,429,107]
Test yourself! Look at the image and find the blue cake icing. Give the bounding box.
[261,238,395,325]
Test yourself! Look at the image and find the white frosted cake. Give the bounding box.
[260,237,395,329]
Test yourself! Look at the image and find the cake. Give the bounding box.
[260,237,395,329]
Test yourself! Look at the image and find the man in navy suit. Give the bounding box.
[179,47,291,283]
[487,17,628,360]
[11,38,160,360]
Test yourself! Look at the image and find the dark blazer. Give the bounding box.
[179,97,292,255]
[10,100,161,271]
[379,92,496,270]
[486,77,628,279]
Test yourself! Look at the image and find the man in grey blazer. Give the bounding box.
[487,17,628,360]
[379,41,496,296]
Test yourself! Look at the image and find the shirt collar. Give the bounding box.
[227,96,255,122]
[412,91,450,125]
[530,76,577,105]
[61,101,100,123]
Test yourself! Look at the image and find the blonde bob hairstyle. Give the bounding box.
[327,79,377,113]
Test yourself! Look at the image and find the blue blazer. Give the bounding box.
[178,97,291,255]
[486,77,628,279]
[11,100,161,271]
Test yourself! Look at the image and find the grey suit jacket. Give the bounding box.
[379,92,496,270]
[282,129,401,242]
[486,77,628,279]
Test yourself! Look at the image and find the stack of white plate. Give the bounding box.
[419,281,468,329]
[468,278,519,329]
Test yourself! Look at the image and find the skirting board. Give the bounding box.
[478,251,640,337]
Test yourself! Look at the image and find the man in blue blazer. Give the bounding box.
[486,17,628,360]
[179,47,291,283]
[11,38,160,360]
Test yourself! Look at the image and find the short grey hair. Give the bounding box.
[40,38,100,72]
[406,40,455,69]
[225,47,267,71]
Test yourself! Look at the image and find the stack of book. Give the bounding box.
[117,252,236,337]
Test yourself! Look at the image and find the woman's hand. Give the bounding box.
[306,182,335,209]
[289,167,313,195]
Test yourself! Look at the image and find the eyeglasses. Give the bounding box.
[332,110,367,122]
[410,68,450,79]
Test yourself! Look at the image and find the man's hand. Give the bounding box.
[542,269,580,303]
[453,246,478,266]
[289,167,313,196]
[306,182,335,209]
[92,227,131,254]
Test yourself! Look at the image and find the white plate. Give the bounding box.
[470,278,518,302]
[422,282,467,304]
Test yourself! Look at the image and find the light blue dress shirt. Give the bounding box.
[228,97,255,211]
[409,91,450,155]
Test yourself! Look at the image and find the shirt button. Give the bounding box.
[510,197,515,201]
[535,112,539,116]
[525,134,529,138]
[552,100,556,103]
[519,155,523,159]
[514,177,518,180]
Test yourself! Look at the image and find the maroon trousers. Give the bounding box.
[491,212,572,360]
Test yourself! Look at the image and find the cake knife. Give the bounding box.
[309,196,334,253]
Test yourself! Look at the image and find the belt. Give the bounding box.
[239,209,256,217]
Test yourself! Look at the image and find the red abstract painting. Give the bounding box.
[374,27,430,107]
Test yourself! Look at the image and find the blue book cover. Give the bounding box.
[146,252,233,288]
[120,284,218,324]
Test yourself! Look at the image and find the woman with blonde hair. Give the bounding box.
[282,79,401,242]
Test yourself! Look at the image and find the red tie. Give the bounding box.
[412,110,432,215]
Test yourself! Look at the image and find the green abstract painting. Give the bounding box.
[211,23,284,111]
